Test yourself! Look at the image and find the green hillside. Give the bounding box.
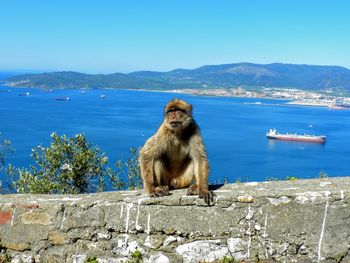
[4,63,350,93]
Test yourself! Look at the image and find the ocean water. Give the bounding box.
[1,85,350,189]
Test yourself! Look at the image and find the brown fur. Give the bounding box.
[139,98,214,205]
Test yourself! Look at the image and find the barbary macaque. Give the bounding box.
[139,98,214,205]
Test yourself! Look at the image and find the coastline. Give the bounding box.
[286,99,332,108]
[2,84,350,110]
[143,88,350,109]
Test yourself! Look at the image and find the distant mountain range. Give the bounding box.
[3,63,350,93]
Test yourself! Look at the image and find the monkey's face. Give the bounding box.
[165,108,192,132]
[164,99,193,134]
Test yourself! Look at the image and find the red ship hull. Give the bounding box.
[266,135,326,143]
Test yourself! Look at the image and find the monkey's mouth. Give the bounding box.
[170,121,182,128]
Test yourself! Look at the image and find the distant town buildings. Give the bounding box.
[168,87,350,108]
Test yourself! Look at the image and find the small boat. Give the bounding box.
[100,94,106,99]
[18,92,30,96]
[266,129,326,143]
[40,88,53,92]
[55,97,70,101]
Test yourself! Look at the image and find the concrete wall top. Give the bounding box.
[0,177,349,262]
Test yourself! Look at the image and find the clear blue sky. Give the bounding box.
[1,0,349,73]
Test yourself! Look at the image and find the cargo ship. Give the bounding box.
[266,129,326,143]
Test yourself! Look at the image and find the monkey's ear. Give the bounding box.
[186,103,193,115]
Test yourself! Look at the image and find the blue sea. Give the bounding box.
[1,85,350,189]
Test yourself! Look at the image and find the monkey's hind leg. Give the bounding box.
[170,161,195,190]
[152,160,170,197]
[185,162,203,196]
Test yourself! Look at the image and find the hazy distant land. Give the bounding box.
[2,62,350,107]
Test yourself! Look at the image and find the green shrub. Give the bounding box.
[9,132,122,194]
[221,255,235,263]
[130,249,142,263]
[0,132,14,192]
[0,132,14,172]
[286,176,298,181]
[125,147,142,190]
[85,256,98,263]
[114,147,142,190]
[319,170,328,179]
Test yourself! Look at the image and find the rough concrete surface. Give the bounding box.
[0,177,350,262]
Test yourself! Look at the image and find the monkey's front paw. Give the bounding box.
[186,184,198,196]
[151,186,170,197]
[199,189,215,206]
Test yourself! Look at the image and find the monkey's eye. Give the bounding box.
[166,108,186,114]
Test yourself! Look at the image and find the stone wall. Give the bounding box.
[0,177,350,263]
